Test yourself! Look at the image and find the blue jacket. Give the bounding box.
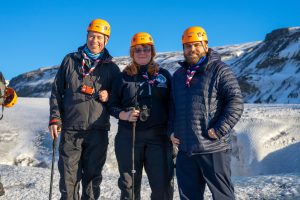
[170,49,244,155]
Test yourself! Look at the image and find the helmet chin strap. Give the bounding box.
[103,35,107,48]
[195,41,208,64]
[200,40,208,54]
[86,34,107,53]
[182,40,208,65]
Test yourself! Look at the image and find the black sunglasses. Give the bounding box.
[134,47,151,54]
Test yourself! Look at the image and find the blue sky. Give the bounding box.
[0,0,299,79]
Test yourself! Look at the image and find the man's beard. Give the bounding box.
[184,51,205,65]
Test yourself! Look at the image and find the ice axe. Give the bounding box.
[49,136,57,200]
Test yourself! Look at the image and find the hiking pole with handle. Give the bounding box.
[49,136,57,200]
[131,120,136,200]
[131,79,139,200]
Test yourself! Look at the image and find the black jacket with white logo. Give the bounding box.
[108,66,172,131]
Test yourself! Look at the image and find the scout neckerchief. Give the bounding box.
[142,71,159,86]
[81,49,104,99]
[141,69,159,96]
[81,53,101,78]
[186,56,206,87]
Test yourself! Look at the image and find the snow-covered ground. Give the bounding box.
[0,98,300,199]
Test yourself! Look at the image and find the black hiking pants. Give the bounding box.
[58,129,108,200]
[115,126,174,200]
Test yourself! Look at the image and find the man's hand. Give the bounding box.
[99,90,109,102]
[49,124,61,140]
[208,128,219,140]
[170,133,180,146]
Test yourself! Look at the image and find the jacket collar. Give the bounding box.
[75,45,113,63]
[178,48,221,71]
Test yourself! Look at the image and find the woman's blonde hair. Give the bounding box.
[123,45,159,76]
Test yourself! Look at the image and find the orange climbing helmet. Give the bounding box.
[182,26,208,44]
[87,19,111,37]
[3,87,17,108]
[131,32,154,47]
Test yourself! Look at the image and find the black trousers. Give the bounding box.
[115,126,174,200]
[58,129,108,200]
[176,150,235,200]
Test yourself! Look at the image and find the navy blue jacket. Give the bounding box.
[108,66,172,131]
[170,49,244,154]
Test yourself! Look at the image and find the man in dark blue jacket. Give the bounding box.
[170,26,244,200]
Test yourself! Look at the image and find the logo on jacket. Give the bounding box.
[156,74,167,88]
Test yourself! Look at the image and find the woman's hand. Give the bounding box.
[119,109,140,122]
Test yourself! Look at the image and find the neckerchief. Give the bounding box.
[81,53,101,78]
[83,46,104,61]
[186,56,206,87]
[140,70,159,96]
[142,71,159,86]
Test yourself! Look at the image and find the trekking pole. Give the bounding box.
[172,145,178,197]
[131,78,139,200]
[49,137,57,200]
[131,121,136,200]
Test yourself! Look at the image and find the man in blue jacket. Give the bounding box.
[170,26,244,200]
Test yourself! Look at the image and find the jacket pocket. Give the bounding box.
[62,92,86,127]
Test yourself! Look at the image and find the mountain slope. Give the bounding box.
[8,27,300,103]
[231,27,300,103]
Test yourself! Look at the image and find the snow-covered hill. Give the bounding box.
[230,27,300,103]
[0,98,300,199]
[8,27,300,103]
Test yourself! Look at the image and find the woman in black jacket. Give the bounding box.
[108,32,173,200]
